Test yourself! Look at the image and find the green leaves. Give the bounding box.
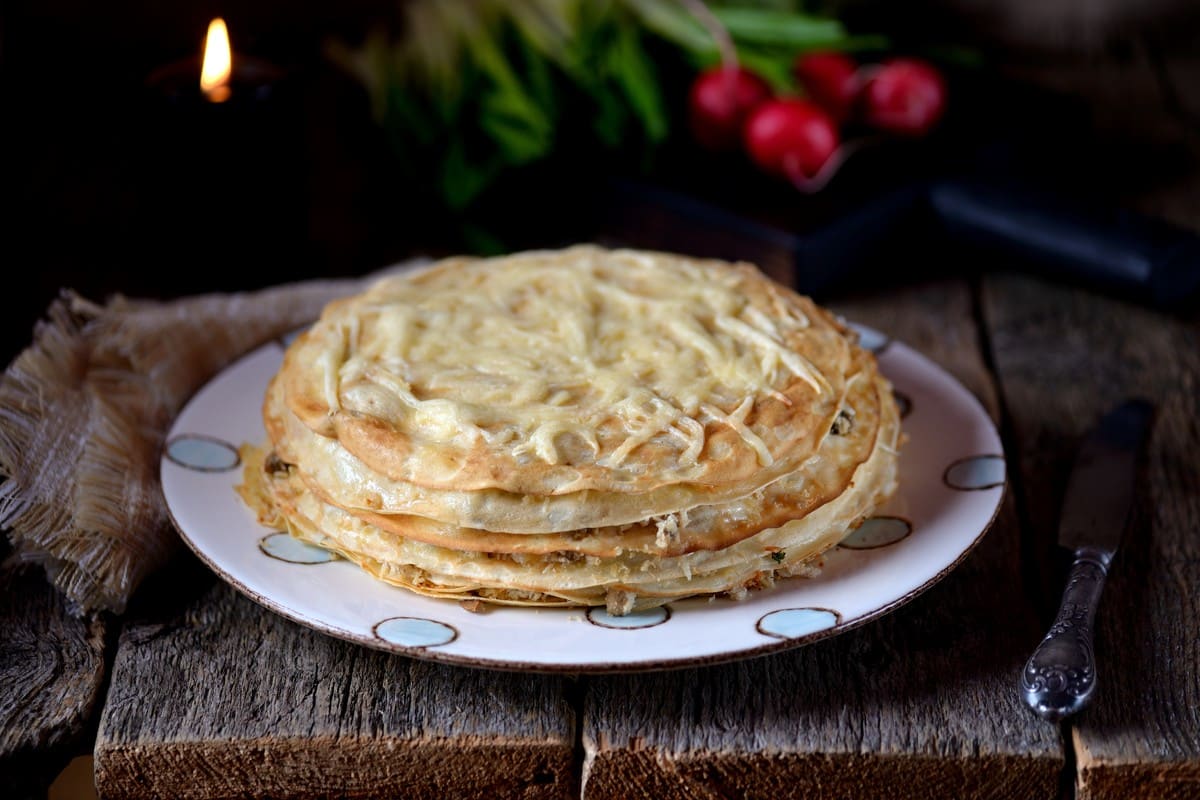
[342,0,883,216]
[624,0,716,58]
[711,7,845,48]
[467,20,556,165]
[607,16,669,144]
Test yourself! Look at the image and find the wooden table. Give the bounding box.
[3,47,1200,800]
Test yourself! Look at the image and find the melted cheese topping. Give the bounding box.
[319,248,831,470]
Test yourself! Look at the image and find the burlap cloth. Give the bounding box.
[0,266,422,615]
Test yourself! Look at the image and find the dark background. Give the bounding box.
[4,1,1200,367]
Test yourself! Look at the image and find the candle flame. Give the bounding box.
[200,18,232,103]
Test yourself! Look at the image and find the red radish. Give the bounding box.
[743,99,839,183]
[688,66,773,152]
[863,58,947,137]
[793,51,860,123]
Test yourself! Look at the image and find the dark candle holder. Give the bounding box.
[140,46,307,295]
[146,54,284,107]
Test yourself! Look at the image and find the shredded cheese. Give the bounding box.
[322,249,835,469]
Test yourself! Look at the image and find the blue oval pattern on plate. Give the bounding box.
[165,435,240,472]
[277,325,309,349]
[756,608,841,640]
[841,517,912,550]
[852,326,891,354]
[259,532,337,564]
[944,455,1006,490]
[374,617,458,648]
[586,606,670,630]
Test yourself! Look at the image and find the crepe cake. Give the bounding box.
[237,246,901,614]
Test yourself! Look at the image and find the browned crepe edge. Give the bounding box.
[281,248,855,496]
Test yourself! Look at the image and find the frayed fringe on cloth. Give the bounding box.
[0,278,371,615]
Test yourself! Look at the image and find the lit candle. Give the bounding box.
[146,17,283,106]
[140,19,304,293]
[200,18,233,103]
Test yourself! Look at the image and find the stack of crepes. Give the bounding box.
[237,246,901,615]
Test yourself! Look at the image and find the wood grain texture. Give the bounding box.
[581,279,1063,800]
[94,573,576,800]
[0,560,107,797]
[1153,30,1200,125]
[981,273,1200,800]
[1139,39,1200,230]
[1002,39,1200,244]
[1002,41,1183,150]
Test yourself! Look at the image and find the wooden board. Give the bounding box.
[1153,30,1200,124]
[1136,41,1200,231]
[93,569,577,800]
[1001,42,1181,148]
[580,279,1064,800]
[1002,37,1200,242]
[981,273,1200,800]
[0,560,107,798]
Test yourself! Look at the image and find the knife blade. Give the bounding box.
[1021,398,1154,721]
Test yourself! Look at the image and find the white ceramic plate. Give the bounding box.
[162,325,1004,672]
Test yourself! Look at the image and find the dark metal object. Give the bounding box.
[596,174,1200,310]
[585,72,1199,310]
[930,181,1200,311]
[1021,399,1154,721]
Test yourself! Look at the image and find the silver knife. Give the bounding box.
[1021,398,1154,721]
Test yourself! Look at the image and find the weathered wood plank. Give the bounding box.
[94,567,576,800]
[981,273,1200,800]
[1000,40,1183,151]
[1001,38,1200,237]
[1152,29,1200,125]
[1140,39,1200,229]
[581,279,1063,800]
[0,559,107,798]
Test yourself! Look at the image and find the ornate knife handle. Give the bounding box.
[1021,547,1111,721]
